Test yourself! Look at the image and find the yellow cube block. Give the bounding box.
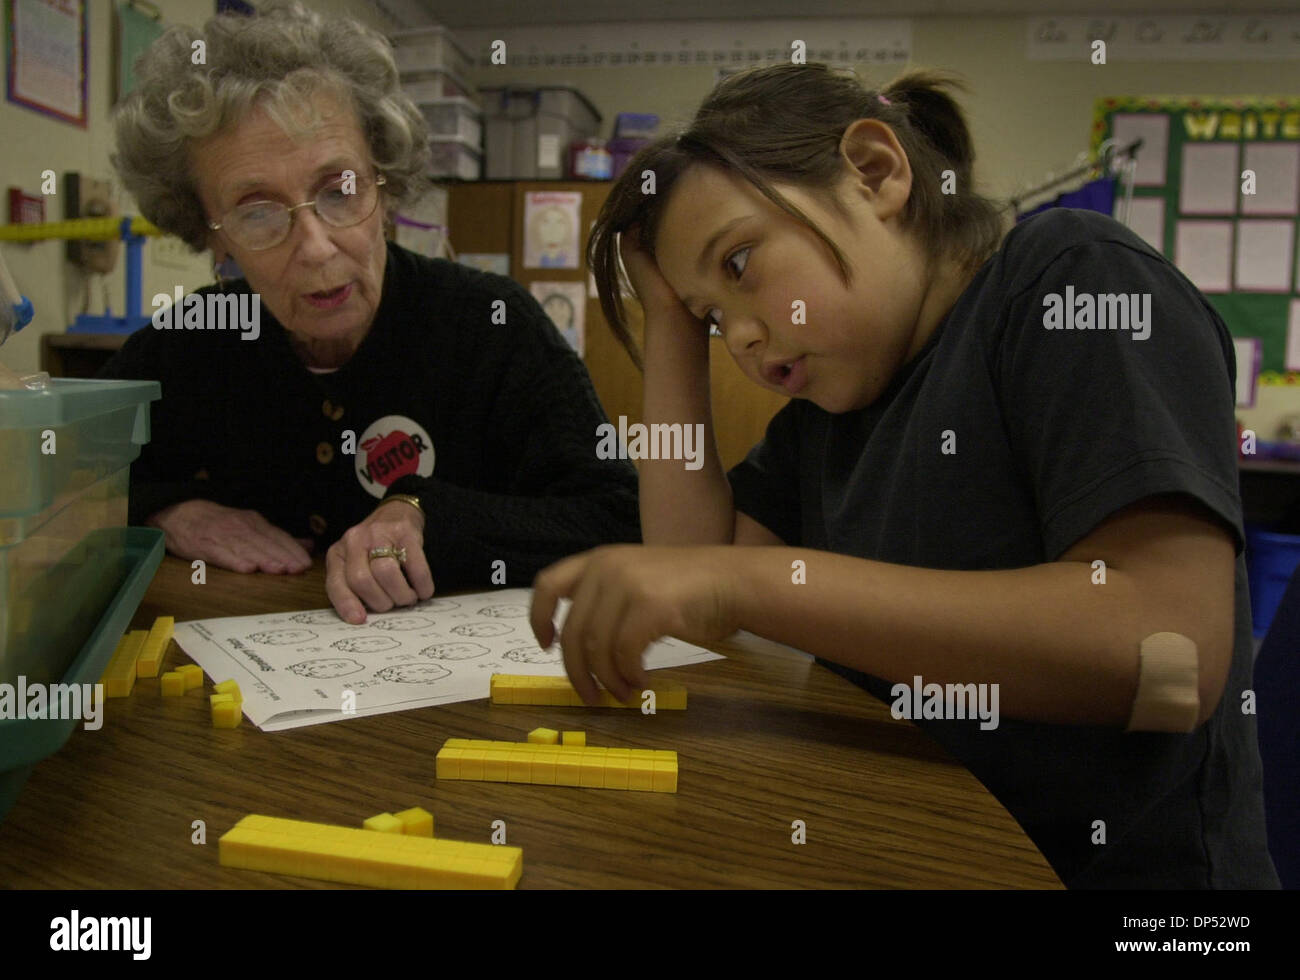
[459,753,484,781]
[210,693,234,707]
[652,760,678,793]
[136,616,174,678]
[176,664,204,692]
[394,807,434,837]
[101,630,148,697]
[561,731,585,746]
[482,750,510,782]
[363,813,405,834]
[507,752,532,783]
[211,700,241,728]
[554,752,582,787]
[657,687,688,710]
[604,757,630,790]
[160,671,186,697]
[530,753,557,785]
[627,759,655,791]
[579,756,605,788]
[490,675,511,705]
[435,748,462,780]
[527,727,559,744]
[213,679,242,703]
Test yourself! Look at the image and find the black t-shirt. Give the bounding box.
[727,208,1278,889]
[100,240,640,588]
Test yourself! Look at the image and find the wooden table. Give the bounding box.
[0,557,1061,889]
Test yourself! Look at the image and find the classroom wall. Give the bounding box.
[3,5,1296,436]
[464,15,1300,438]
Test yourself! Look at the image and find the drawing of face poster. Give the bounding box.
[530,280,586,356]
[524,191,582,269]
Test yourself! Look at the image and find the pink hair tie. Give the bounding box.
[878,94,891,105]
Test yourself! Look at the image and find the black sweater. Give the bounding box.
[100,241,641,587]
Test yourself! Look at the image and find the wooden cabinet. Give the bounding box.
[446,181,786,469]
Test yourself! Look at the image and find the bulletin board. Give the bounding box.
[5,0,87,127]
[1093,97,1300,396]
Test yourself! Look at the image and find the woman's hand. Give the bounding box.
[325,500,435,624]
[620,227,702,332]
[530,545,744,704]
[149,499,313,574]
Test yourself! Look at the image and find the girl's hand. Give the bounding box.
[620,227,702,332]
[530,545,743,704]
[325,500,435,624]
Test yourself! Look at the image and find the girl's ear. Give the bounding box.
[839,118,911,219]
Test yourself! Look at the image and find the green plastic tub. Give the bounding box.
[0,378,162,821]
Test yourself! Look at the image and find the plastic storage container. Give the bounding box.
[401,70,477,106]
[429,137,481,180]
[1246,524,1300,638]
[1,377,159,680]
[609,136,651,178]
[613,112,659,139]
[0,377,162,820]
[0,527,164,820]
[390,25,475,80]
[481,86,602,180]
[570,138,612,179]
[421,98,482,147]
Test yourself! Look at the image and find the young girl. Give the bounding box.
[528,64,1278,889]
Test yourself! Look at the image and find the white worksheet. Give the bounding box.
[173,588,724,731]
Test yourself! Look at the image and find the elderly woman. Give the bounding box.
[101,1,639,622]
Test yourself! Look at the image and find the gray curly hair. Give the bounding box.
[111,0,431,251]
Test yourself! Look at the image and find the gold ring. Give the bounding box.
[368,546,407,564]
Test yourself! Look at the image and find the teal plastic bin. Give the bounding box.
[0,378,162,820]
[0,528,163,819]
[1246,524,1300,638]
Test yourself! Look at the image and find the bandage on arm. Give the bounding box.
[1126,631,1200,733]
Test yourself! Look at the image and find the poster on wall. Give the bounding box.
[6,0,87,127]
[530,280,586,356]
[1094,96,1300,385]
[523,191,582,269]
[114,0,164,102]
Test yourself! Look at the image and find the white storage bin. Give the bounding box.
[429,137,481,181]
[480,86,601,180]
[421,98,482,147]
[401,69,477,106]
[390,26,474,80]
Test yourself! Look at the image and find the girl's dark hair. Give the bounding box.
[588,64,1006,368]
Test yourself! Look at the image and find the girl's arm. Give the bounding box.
[532,495,1234,729]
[623,236,742,545]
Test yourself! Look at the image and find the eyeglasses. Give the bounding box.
[208,173,386,251]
